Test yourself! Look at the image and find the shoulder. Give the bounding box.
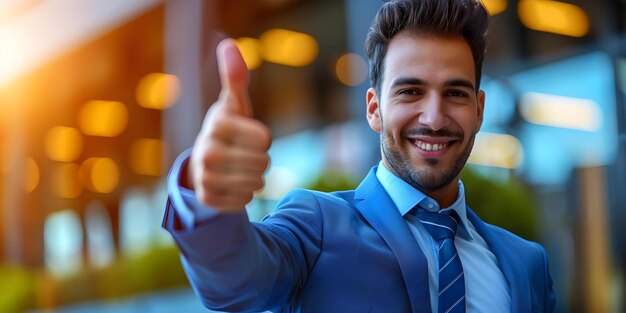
[477,219,552,279]
[262,189,357,224]
[484,222,547,255]
[468,207,545,255]
[277,188,357,209]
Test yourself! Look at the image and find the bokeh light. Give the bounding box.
[260,28,318,67]
[79,157,120,194]
[481,0,508,15]
[45,126,83,162]
[44,210,84,277]
[235,37,263,70]
[468,132,524,169]
[335,53,368,86]
[78,100,128,137]
[52,163,83,199]
[518,0,589,37]
[135,73,180,110]
[519,92,601,131]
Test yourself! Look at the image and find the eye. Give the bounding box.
[398,89,420,96]
[446,89,469,98]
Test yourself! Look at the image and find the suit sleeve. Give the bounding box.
[162,152,323,312]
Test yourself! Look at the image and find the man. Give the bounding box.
[162,0,556,312]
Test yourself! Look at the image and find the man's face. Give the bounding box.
[366,32,485,193]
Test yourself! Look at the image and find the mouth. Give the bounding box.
[408,137,459,157]
[414,140,448,151]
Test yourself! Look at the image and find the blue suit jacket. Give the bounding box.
[163,167,555,312]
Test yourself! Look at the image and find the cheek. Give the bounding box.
[452,110,480,134]
[382,106,414,131]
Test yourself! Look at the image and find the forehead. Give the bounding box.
[382,32,476,88]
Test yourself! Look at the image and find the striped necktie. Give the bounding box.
[416,210,466,313]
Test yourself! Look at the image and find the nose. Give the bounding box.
[417,93,448,131]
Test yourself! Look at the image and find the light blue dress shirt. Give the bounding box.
[375,161,511,312]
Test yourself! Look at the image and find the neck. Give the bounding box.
[421,178,459,209]
[381,159,461,209]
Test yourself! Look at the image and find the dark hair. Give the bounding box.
[365,0,488,93]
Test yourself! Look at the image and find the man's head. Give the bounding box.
[364,0,489,205]
[366,0,488,95]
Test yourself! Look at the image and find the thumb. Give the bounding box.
[216,38,253,117]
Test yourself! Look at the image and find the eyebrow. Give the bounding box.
[444,79,475,92]
[389,77,427,90]
[389,77,476,92]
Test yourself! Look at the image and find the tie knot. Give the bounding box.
[415,210,459,241]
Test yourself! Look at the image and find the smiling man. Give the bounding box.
[162,0,556,312]
[368,33,484,209]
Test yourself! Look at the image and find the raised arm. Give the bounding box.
[163,39,321,312]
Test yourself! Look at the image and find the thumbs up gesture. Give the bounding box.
[188,39,272,213]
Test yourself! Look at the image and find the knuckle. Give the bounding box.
[207,118,228,139]
[241,193,254,204]
[201,192,225,208]
[193,139,225,164]
[253,177,265,191]
[260,154,270,169]
[259,127,272,150]
[201,150,223,168]
[201,173,221,190]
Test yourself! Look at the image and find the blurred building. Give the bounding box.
[0,0,624,312]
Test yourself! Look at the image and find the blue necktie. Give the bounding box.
[416,210,466,313]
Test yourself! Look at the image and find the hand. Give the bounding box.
[188,38,272,213]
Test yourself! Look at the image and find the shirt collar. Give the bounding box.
[375,161,474,241]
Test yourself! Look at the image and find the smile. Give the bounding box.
[415,140,447,151]
[408,137,459,157]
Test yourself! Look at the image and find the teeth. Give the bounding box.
[415,140,448,151]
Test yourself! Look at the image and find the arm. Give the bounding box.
[163,39,317,311]
[163,162,322,311]
[539,243,556,312]
[523,242,556,313]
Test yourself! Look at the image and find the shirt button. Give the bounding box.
[428,203,434,209]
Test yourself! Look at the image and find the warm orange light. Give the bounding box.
[335,53,368,86]
[45,126,83,162]
[518,0,589,37]
[78,100,128,137]
[135,73,180,110]
[80,157,119,194]
[235,37,263,70]
[52,163,83,198]
[481,0,508,15]
[260,28,318,67]
[0,144,6,174]
[25,157,39,193]
[129,138,166,176]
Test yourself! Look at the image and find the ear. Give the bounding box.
[476,90,485,132]
[366,88,382,133]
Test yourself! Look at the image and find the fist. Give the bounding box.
[188,39,272,213]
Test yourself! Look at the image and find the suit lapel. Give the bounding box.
[466,207,531,313]
[355,168,432,313]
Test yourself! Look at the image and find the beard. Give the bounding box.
[381,126,476,192]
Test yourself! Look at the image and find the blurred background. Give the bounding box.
[0,0,624,312]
